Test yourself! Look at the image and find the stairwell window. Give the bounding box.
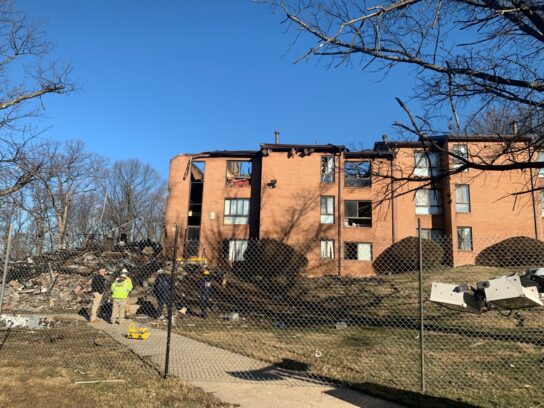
[415,189,442,215]
[224,198,250,224]
[414,151,440,177]
[320,240,335,259]
[320,196,335,224]
[344,242,372,261]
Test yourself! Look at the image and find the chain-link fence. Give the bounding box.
[1,225,543,407]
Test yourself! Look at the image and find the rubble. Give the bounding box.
[1,244,166,313]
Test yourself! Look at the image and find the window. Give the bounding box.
[414,151,440,177]
[538,151,544,177]
[344,161,371,187]
[455,185,471,213]
[452,145,468,171]
[320,240,335,259]
[321,156,335,183]
[224,198,250,224]
[415,189,442,215]
[344,200,372,227]
[344,242,372,261]
[320,196,335,224]
[221,239,248,261]
[416,228,444,243]
[226,161,252,186]
[457,227,473,251]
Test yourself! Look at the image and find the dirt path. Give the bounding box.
[92,318,403,408]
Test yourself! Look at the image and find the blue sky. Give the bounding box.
[21,0,415,179]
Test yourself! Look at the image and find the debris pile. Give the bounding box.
[2,244,165,313]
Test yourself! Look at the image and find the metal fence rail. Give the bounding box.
[1,224,543,407]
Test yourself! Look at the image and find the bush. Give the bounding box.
[373,237,444,274]
[237,239,308,293]
[476,236,544,267]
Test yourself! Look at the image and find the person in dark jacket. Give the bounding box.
[154,269,172,318]
[199,268,212,318]
[90,268,108,323]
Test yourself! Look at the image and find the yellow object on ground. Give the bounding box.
[127,323,150,340]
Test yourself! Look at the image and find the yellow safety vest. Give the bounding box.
[111,280,131,299]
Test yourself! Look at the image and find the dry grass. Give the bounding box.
[169,265,544,408]
[0,320,230,408]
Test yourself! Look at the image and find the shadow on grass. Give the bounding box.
[226,359,476,408]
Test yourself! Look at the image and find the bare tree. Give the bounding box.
[268,0,544,194]
[100,159,167,242]
[26,140,106,249]
[0,0,73,199]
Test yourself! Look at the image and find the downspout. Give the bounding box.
[391,155,397,244]
[528,144,539,239]
[337,148,343,276]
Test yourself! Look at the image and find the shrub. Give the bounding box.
[238,239,308,293]
[373,237,444,274]
[476,236,544,267]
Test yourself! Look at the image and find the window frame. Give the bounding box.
[414,151,440,177]
[415,189,443,215]
[457,227,473,251]
[344,161,371,187]
[225,160,252,186]
[344,242,373,261]
[320,196,335,224]
[416,228,444,243]
[321,155,335,183]
[223,198,250,225]
[452,144,469,172]
[344,200,372,227]
[320,239,335,259]
[455,184,471,213]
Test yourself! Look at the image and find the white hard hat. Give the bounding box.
[121,268,128,274]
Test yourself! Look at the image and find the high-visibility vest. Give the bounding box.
[111,280,131,299]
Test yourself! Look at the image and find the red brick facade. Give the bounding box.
[165,137,542,276]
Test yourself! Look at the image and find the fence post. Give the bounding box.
[417,218,426,393]
[0,224,13,316]
[164,223,179,379]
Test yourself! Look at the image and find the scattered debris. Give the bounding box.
[75,379,125,384]
[0,314,50,329]
[335,321,348,330]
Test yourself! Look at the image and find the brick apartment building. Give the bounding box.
[165,135,543,276]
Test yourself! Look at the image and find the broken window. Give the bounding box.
[221,239,248,261]
[414,151,440,177]
[344,242,372,261]
[224,198,250,224]
[321,156,335,183]
[415,189,442,215]
[320,196,335,224]
[457,227,473,251]
[226,161,252,186]
[344,200,372,227]
[320,240,335,259]
[455,184,470,213]
[190,161,205,182]
[344,161,371,187]
[452,145,468,171]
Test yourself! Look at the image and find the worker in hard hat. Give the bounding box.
[110,272,132,324]
[90,268,108,323]
[154,269,172,319]
[199,266,212,319]
[120,268,134,318]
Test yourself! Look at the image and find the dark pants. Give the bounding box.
[200,295,208,318]
[157,296,170,317]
